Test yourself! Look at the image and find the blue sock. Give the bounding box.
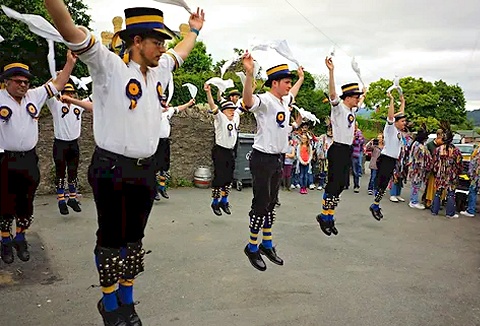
[102,291,119,312]
[247,242,258,252]
[371,203,380,210]
[119,280,134,305]
[14,232,25,242]
[159,184,165,191]
[212,198,219,205]
[220,196,228,204]
[1,236,11,243]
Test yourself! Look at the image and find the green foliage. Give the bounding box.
[0,0,92,86]
[170,177,194,188]
[365,76,468,132]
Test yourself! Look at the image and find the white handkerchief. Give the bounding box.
[386,75,403,95]
[292,105,321,125]
[235,72,246,87]
[182,83,198,99]
[351,57,365,86]
[220,56,240,78]
[0,34,4,43]
[167,72,174,105]
[47,39,56,80]
[2,5,63,42]
[70,75,92,91]
[205,77,234,93]
[151,0,192,14]
[329,46,335,58]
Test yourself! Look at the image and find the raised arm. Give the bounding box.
[399,94,405,113]
[203,83,218,113]
[61,94,93,111]
[173,8,205,61]
[289,66,304,98]
[176,98,195,112]
[387,92,395,121]
[44,0,86,43]
[325,57,337,100]
[242,52,255,109]
[357,87,367,107]
[52,50,76,92]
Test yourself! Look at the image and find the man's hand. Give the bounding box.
[189,8,205,31]
[66,49,77,65]
[242,51,255,75]
[325,57,334,71]
[297,66,305,79]
[387,92,393,100]
[60,94,73,103]
[188,98,195,107]
[400,94,405,102]
[204,83,211,92]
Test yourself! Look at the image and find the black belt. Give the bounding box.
[95,147,154,166]
[333,142,352,148]
[252,148,282,158]
[54,138,79,143]
[4,148,36,158]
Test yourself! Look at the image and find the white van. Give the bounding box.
[427,133,462,144]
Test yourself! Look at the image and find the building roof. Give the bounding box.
[456,130,480,138]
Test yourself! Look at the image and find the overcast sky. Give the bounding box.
[83,0,480,110]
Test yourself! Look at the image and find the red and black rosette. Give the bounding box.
[347,113,355,128]
[126,79,142,110]
[0,106,12,122]
[26,103,38,119]
[73,107,81,120]
[276,111,286,128]
[61,106,69,118]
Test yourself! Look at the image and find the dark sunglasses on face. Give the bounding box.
[9,79,30,86]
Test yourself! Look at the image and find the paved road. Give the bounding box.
[1,177,480,326]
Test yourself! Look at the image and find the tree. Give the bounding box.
[0,0,92,86]
[365,76,469,131]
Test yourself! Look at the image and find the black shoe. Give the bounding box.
[1,240,14,264]
[58,201,69,215]
[154,192,161,201]
[211,202,222,216]
[67,198,82,212]
[316,214,331,236]
[13,239,30,262]
[118,303,142,326]
[219,202,231,215]
[244,245,266,271]
[97,299,129,326]
[330,221,339,236]
[259,243,284,265]
[369,206,383,221]
[159,189,169,199]
[275,201,281,207]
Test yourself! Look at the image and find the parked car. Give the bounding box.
[454,143,475,212]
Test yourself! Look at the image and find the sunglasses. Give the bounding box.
[9,79,30,86]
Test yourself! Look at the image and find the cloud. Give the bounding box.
[83,0,480,109]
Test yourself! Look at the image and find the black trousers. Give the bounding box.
[154,138,170,173]
[211,144,235,188]
[0,149,40,230]
[325,142,352,197]
[53,138,80,183]
[88,147,156,249]
[375,154,397,191]
[250,149,282,216]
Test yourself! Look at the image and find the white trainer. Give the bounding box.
[409,202,425,210]
[396,196,405,202]
[389,196,399,202]
[446,214,459,219]
[317,186,323,190]
[309,184,316,190]
[460,211,475,217]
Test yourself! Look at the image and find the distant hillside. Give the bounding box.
[467,109,480,126]
[356,107,373,118]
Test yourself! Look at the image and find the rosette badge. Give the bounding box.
[126,79,142,110]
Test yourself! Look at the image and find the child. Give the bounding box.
[296,134,313,194]
[282,138,296,191]
[204,83,240,216]
[366,134,384,195]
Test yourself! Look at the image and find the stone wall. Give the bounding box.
[35,105,256,195]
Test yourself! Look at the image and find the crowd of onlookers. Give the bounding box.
[281,122,480,219]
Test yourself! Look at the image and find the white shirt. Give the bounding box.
[330,97,356,145]
[65,28,183,159]
[159,106,175,139]
[47,97,84,141]
[250,92,293,154]
[214,110,240,149]
[0,83,58,151]
[381,119,402,159]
